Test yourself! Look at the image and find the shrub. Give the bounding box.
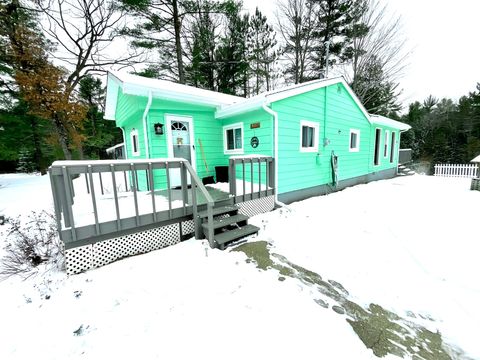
[0,211,64,279]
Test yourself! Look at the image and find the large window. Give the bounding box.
[223,123,243,154]
[373,128,381,166]
[130,128,140,156]
[384,130,389,158]
[349,129,360,152]
[300,120,319,152]
[390,131,396,163]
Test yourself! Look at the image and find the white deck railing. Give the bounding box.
[434,163,478,178]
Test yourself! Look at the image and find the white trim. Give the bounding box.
[130,128,140,156]
[370,114,411,131]
[383,130,389,158]
[107,71,240,110]
[223,122,244,155]
[349,129,360,152]
[165,114,197,169]
[299,120,319,153]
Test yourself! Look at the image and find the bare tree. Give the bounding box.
[34,0,142,96]
[341,0,409,113]
[275,0,316,84]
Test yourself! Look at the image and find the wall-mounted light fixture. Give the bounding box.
[154,123,164,135]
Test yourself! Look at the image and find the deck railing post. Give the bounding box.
[229,158,236,196]
[61,166,76,242]
[49,168,62,233]
[180,162,188,215]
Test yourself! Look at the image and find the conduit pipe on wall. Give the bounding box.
[142,91,153,158]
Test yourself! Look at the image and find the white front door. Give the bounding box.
[166,115,196,187]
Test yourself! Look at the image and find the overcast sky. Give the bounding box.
[243,0,480,111]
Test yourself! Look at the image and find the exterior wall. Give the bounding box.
[369,124,401,173]
[272,83,375,195]
[221,109,273,185]
[278,167,396,204]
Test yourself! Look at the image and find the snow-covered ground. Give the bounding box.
[0,173,479,359]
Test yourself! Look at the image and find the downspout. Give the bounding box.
[262,102,288,208]
[120,127,128,160]
[142,91,153,159]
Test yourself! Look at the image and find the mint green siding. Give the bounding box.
[272,83,398,195]
[221,110,273,185]
[114,81,403,194]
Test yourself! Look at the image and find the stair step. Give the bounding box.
[214,224,260,246]
[197,205,238,219]
[202,214,249,232]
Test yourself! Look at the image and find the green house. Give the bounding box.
[105,72,410,204]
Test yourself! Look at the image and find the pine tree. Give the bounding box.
[120,0,187,83]
[184,0,221,90]
[310,0,357,78]
[79,75,122,159]
[16,147,35,173]
[248,7,277,95]
[216,0,249,96]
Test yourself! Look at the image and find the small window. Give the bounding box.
[349,129,360,152]
[384,130,389,158]
[300,120,319,152]
[223,123,243,154]
[130,128,140,156]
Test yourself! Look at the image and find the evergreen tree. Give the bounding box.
[216,0,249,96]
[79,75,122,159]
[184,0,221,90]
[248,7,277,95]
[310,0,356,78]
[120,0,187,83]
[16,147,35,173]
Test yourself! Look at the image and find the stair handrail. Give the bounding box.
[182,161,215,247]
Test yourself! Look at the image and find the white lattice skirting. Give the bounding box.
[238,195,275,218]
[65,197,274,275]
[65,220,193,275]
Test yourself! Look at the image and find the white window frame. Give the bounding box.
[223,122,244,155]
[384,130,389,158]
[130,128,140,156]
[349,129,360,152]
[299,120,319,153]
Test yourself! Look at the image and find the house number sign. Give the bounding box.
[250,136,259,148]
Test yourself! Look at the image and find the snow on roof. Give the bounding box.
[105,71,242,121]
[370,114,411,131]
[471,154,480,163]
[215,76,373,121]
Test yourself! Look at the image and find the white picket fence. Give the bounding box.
[434,163,478,178]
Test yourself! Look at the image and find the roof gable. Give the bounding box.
[105,71,242,121]
[216,77,372,122]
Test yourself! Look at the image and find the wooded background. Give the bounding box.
[0,0,479,173]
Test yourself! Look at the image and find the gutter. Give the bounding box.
[142,91,153,158]
[262,102,288,208]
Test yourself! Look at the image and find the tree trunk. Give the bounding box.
[53,114,72,160]
[172,0,185,84]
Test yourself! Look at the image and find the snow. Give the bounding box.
[1,173,479,359]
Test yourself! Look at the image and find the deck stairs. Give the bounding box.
[397,164,415,176]
[198,204,259,250]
